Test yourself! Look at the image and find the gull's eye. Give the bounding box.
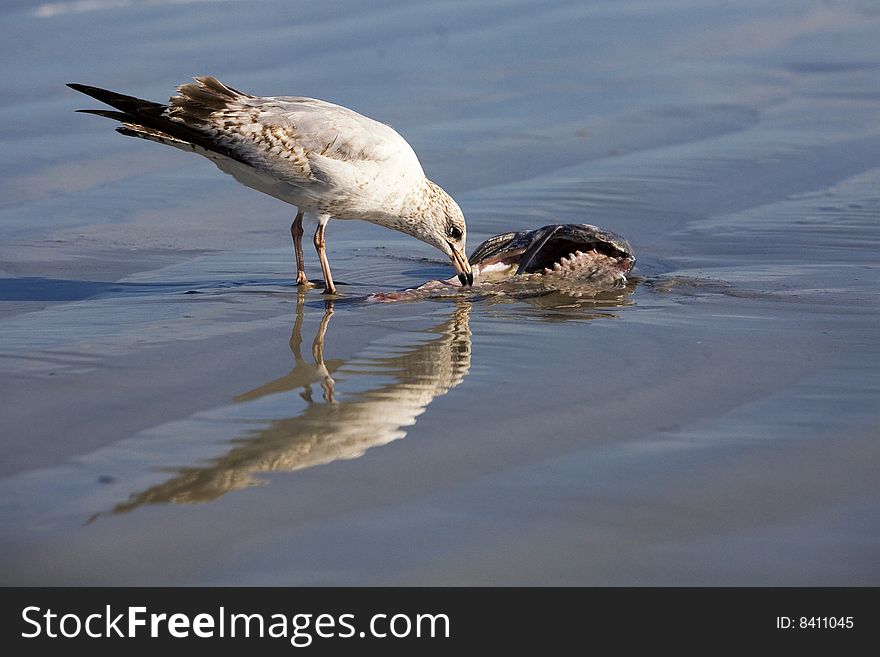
[447,225,463,240]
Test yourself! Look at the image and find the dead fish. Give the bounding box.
[466,223,634,284]
[371,224,635,301]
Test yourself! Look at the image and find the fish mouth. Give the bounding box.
[469,224,635,281]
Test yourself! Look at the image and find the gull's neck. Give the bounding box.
[400,178,451,221]
[360,178,450,244]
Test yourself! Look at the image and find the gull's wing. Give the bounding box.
[169,78,425,185]
[69,77,425,196]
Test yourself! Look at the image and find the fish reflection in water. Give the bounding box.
[105,295,472,514]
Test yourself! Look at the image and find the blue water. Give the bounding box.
[0,0,878,584]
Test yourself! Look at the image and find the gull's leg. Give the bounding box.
[290,209,310,286]
[314,216,337,295]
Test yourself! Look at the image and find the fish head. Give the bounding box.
[468,224,635,285]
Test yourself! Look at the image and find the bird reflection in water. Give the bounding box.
[106,294,472,514]
[235,296,341,406]
[99,277,636,517]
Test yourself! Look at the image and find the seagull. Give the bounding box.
[68,76,473,294]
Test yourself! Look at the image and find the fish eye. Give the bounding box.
[447,225,463,240]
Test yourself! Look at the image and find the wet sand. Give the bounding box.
[1,0,879,585]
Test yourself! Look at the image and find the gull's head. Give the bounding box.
[412,180,473,286]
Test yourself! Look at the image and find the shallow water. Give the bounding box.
[1,0,879,584]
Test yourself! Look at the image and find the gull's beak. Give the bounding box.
[450,245,473,286]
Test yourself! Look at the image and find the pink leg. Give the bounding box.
[314,221,337,295]
[290,210,310,286]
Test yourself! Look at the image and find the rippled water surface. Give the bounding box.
[1,0,878,584]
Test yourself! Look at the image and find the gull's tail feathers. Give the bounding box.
[67,78,249,163]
